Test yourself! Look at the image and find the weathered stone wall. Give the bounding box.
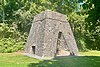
[25,10,79,58]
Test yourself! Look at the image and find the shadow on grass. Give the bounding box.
[28,56,100,67]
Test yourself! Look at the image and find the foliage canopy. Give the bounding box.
[0,0,100,52]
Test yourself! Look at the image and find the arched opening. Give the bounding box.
[55,32,70,56]
[32,46,35,54]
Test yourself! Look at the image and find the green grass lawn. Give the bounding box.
[0,51,100,67]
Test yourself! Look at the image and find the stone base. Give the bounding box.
[24,53,54,60]
[56,50,70,56]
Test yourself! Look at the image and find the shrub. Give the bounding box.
[0,23,27,53]
[0,38,25,53]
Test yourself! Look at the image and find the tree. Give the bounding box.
[0,0,81,52]
[79,0,100,50]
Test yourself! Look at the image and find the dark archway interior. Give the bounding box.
[32,46,35,54]
[56,32,70,56]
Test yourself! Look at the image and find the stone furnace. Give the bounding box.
[25,10,79,59]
